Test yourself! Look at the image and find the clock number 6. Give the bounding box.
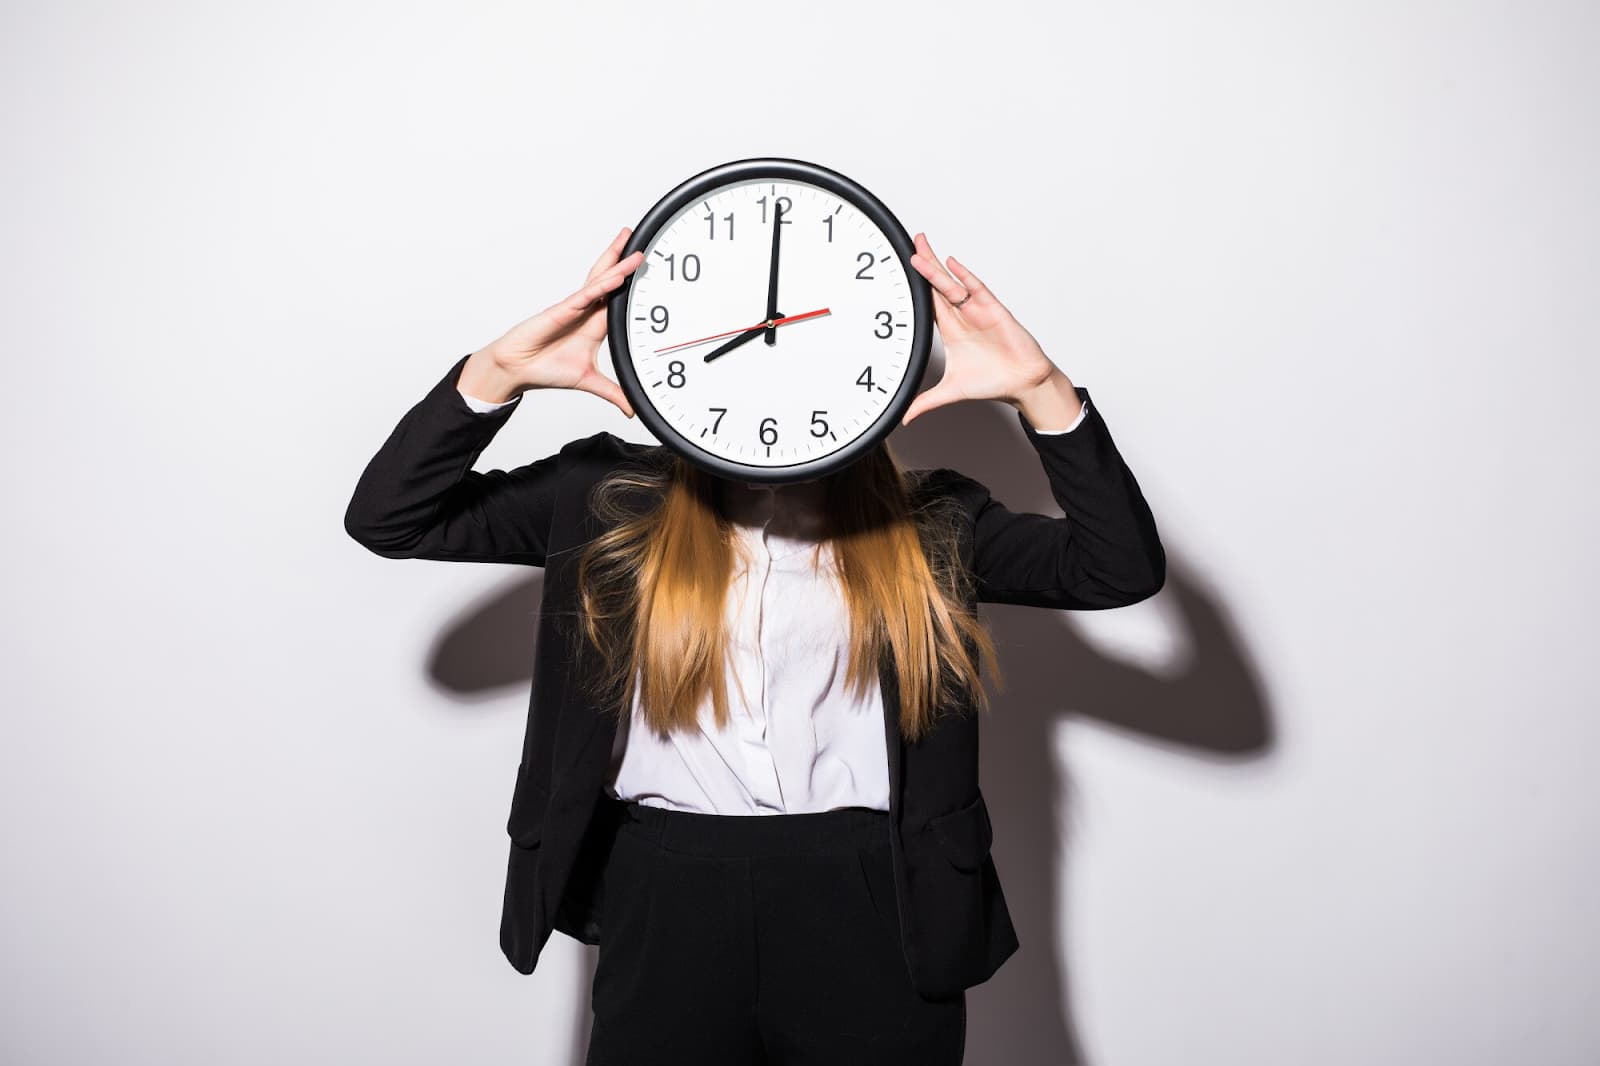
[759,417,778,445]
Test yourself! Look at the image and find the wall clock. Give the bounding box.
[607,156,933,484]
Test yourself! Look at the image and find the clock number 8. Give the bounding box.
[667,361,686,388]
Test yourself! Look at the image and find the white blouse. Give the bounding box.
[457,386,1088,815]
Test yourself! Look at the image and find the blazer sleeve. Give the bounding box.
[343,352,564,566]
[945,387,1166,610]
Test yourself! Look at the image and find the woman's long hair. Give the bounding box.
[573,441,1002,744]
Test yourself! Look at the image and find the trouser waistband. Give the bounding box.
[614,799,890,858]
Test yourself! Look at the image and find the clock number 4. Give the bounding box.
[857,366,886,394]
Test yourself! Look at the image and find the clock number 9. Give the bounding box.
[661,253,700,282]
[649,305,669,333]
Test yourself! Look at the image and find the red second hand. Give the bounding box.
[653,307,831,354]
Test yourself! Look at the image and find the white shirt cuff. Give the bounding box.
[458,386,520,414]
[1028,399,1090,434]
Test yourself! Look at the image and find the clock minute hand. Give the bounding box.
[764,199,784,347]
[651,307,832,358]
[702,307,831,363]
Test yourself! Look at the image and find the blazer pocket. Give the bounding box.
[506,761,549,850]
[926,792,994,873]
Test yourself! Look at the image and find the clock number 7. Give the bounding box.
[708,407,727,433]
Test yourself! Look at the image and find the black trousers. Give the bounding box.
[585,800,967,1065]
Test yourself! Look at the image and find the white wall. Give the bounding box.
[3,2,1595,1063]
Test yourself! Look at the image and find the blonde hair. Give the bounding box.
[573,442,1002,744]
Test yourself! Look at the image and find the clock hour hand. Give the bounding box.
[702,322,767,364]
[764,199,784,347]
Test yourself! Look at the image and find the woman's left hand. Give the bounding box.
[902,232,1078,427]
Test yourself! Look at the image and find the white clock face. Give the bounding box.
[622,177,917,470]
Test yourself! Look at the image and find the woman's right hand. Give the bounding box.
[459,226,646,415]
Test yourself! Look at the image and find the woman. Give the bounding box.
[345,226,1165,1065]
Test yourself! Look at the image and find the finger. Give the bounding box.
[942,254,993,308]
[576,367,635,418]
[910,233,969,309]
[900,380,956,427]
[549,250,644,326]
[586,226,634,284]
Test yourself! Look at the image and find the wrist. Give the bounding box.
[459,347,526,405]
[1009,367,1082,430]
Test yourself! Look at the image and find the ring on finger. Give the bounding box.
[951,290,973,308]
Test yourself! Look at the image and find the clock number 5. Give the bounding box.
[809,410,829,437]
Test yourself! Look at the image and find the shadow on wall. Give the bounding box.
[426,395,1274,1066]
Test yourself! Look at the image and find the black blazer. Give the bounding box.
[345,352,1165,1000]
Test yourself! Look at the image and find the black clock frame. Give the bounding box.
[606,156,933,485]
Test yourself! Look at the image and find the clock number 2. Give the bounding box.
[854,252,875,280]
